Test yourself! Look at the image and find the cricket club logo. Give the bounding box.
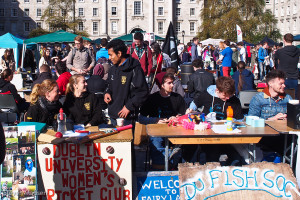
[121,76,127,84]
[84,102,91,110]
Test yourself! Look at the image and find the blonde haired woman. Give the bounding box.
[63,74,104,126]
[25,79,61,126]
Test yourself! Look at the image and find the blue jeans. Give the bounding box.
[149,137,165,165]
[258,62,265,81]
[285,79,298,99]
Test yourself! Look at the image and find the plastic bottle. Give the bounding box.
[226,106,233,131]
[57,108,67,134]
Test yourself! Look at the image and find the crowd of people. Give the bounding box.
[0,32,299,170]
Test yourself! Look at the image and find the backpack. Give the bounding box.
[71,47,92,64]
[130,44,149,69]
[93,58,110,77]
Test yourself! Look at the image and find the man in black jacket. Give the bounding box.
[32,64,53,89]
[104,39,148,126]
[187,58,215,99]
[275,33,300,98]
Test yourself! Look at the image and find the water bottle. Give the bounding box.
[57,108,67,134]
[226,106,233,132]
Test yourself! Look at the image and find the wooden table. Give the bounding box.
[146,124,279,171]
[38,126,133,144]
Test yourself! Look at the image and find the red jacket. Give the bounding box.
[150,53,163,74]
[127,43,153,76]
[56,72,72,95]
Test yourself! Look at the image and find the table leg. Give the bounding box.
[290,134,295,168]
[253,144,256,163]
[283,134,287,163]
[165,138,169,171]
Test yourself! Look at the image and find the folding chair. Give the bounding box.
[0,94,18,124]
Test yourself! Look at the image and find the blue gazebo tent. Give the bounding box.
[0,33,24,69]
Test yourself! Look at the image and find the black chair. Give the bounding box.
[0,94,18,124]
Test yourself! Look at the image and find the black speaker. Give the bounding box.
[287,103,300,129]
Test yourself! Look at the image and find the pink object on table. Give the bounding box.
[115,124,133,132]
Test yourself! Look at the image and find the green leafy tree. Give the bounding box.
[28,28,51,38]
[42,0,87,35]
[198,0,281,43]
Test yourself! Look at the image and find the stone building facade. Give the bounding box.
[0,0,204,43]
[265,0,299,38]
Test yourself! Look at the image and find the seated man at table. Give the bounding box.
[248,70,293,155]
[248,69,292,120]
[139,73,186,170]
[191,76,246,165]
[191,76,244,120]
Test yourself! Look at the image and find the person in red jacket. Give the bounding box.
[55,61,71,95]
[127,32,153,79]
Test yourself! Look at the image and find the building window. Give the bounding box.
[49,9,54,16]
[275,8,278,17]
[112,7,117,15]
[134,1,142,15]
[93,22,98,35]
[79,8,84,16]
[158,21,163,33]
[24,0,29,3]
[190,22,195,32]
[11,9,17,17]
[190,0,195,2]
[37,8,42,17]
[37,22,42,28]
[293,19,297,31]
[176,22,181,32]
[0,23,4,31]
[265,0,270,4]
[275,0,278,4]
[190,8,195,16]
[158,7,164,16]
[24,22,30,32]
[176,0,180,3]
[93,0,98,2]
[78,22,84,31]
[293,4,297,15]
[158,0,164,2]
[287,21,290,31]
[61,9,66,16]
[0,9,4,17]
[78,0,84,2]
[287,6,290,15]
[111,21,117,34]
[24,8,29,17]
[176,8,181,16]
[37,0,41,3]
[93,8,98,16]
[112,0,117,2]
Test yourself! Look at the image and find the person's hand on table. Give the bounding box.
[268,113,287,120]
[118,106,130,118]
[85,123,91,127]
[104,93,112,104]
[157,118,168,124]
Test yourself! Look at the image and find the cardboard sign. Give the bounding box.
[133,172,180,200]
[38,142,132,200]
[179,162,300,200]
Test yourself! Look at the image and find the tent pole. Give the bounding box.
[21,44,26,71]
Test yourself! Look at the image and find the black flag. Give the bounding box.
[162,22,180,70]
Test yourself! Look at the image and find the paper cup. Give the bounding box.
[116,118,124,127]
